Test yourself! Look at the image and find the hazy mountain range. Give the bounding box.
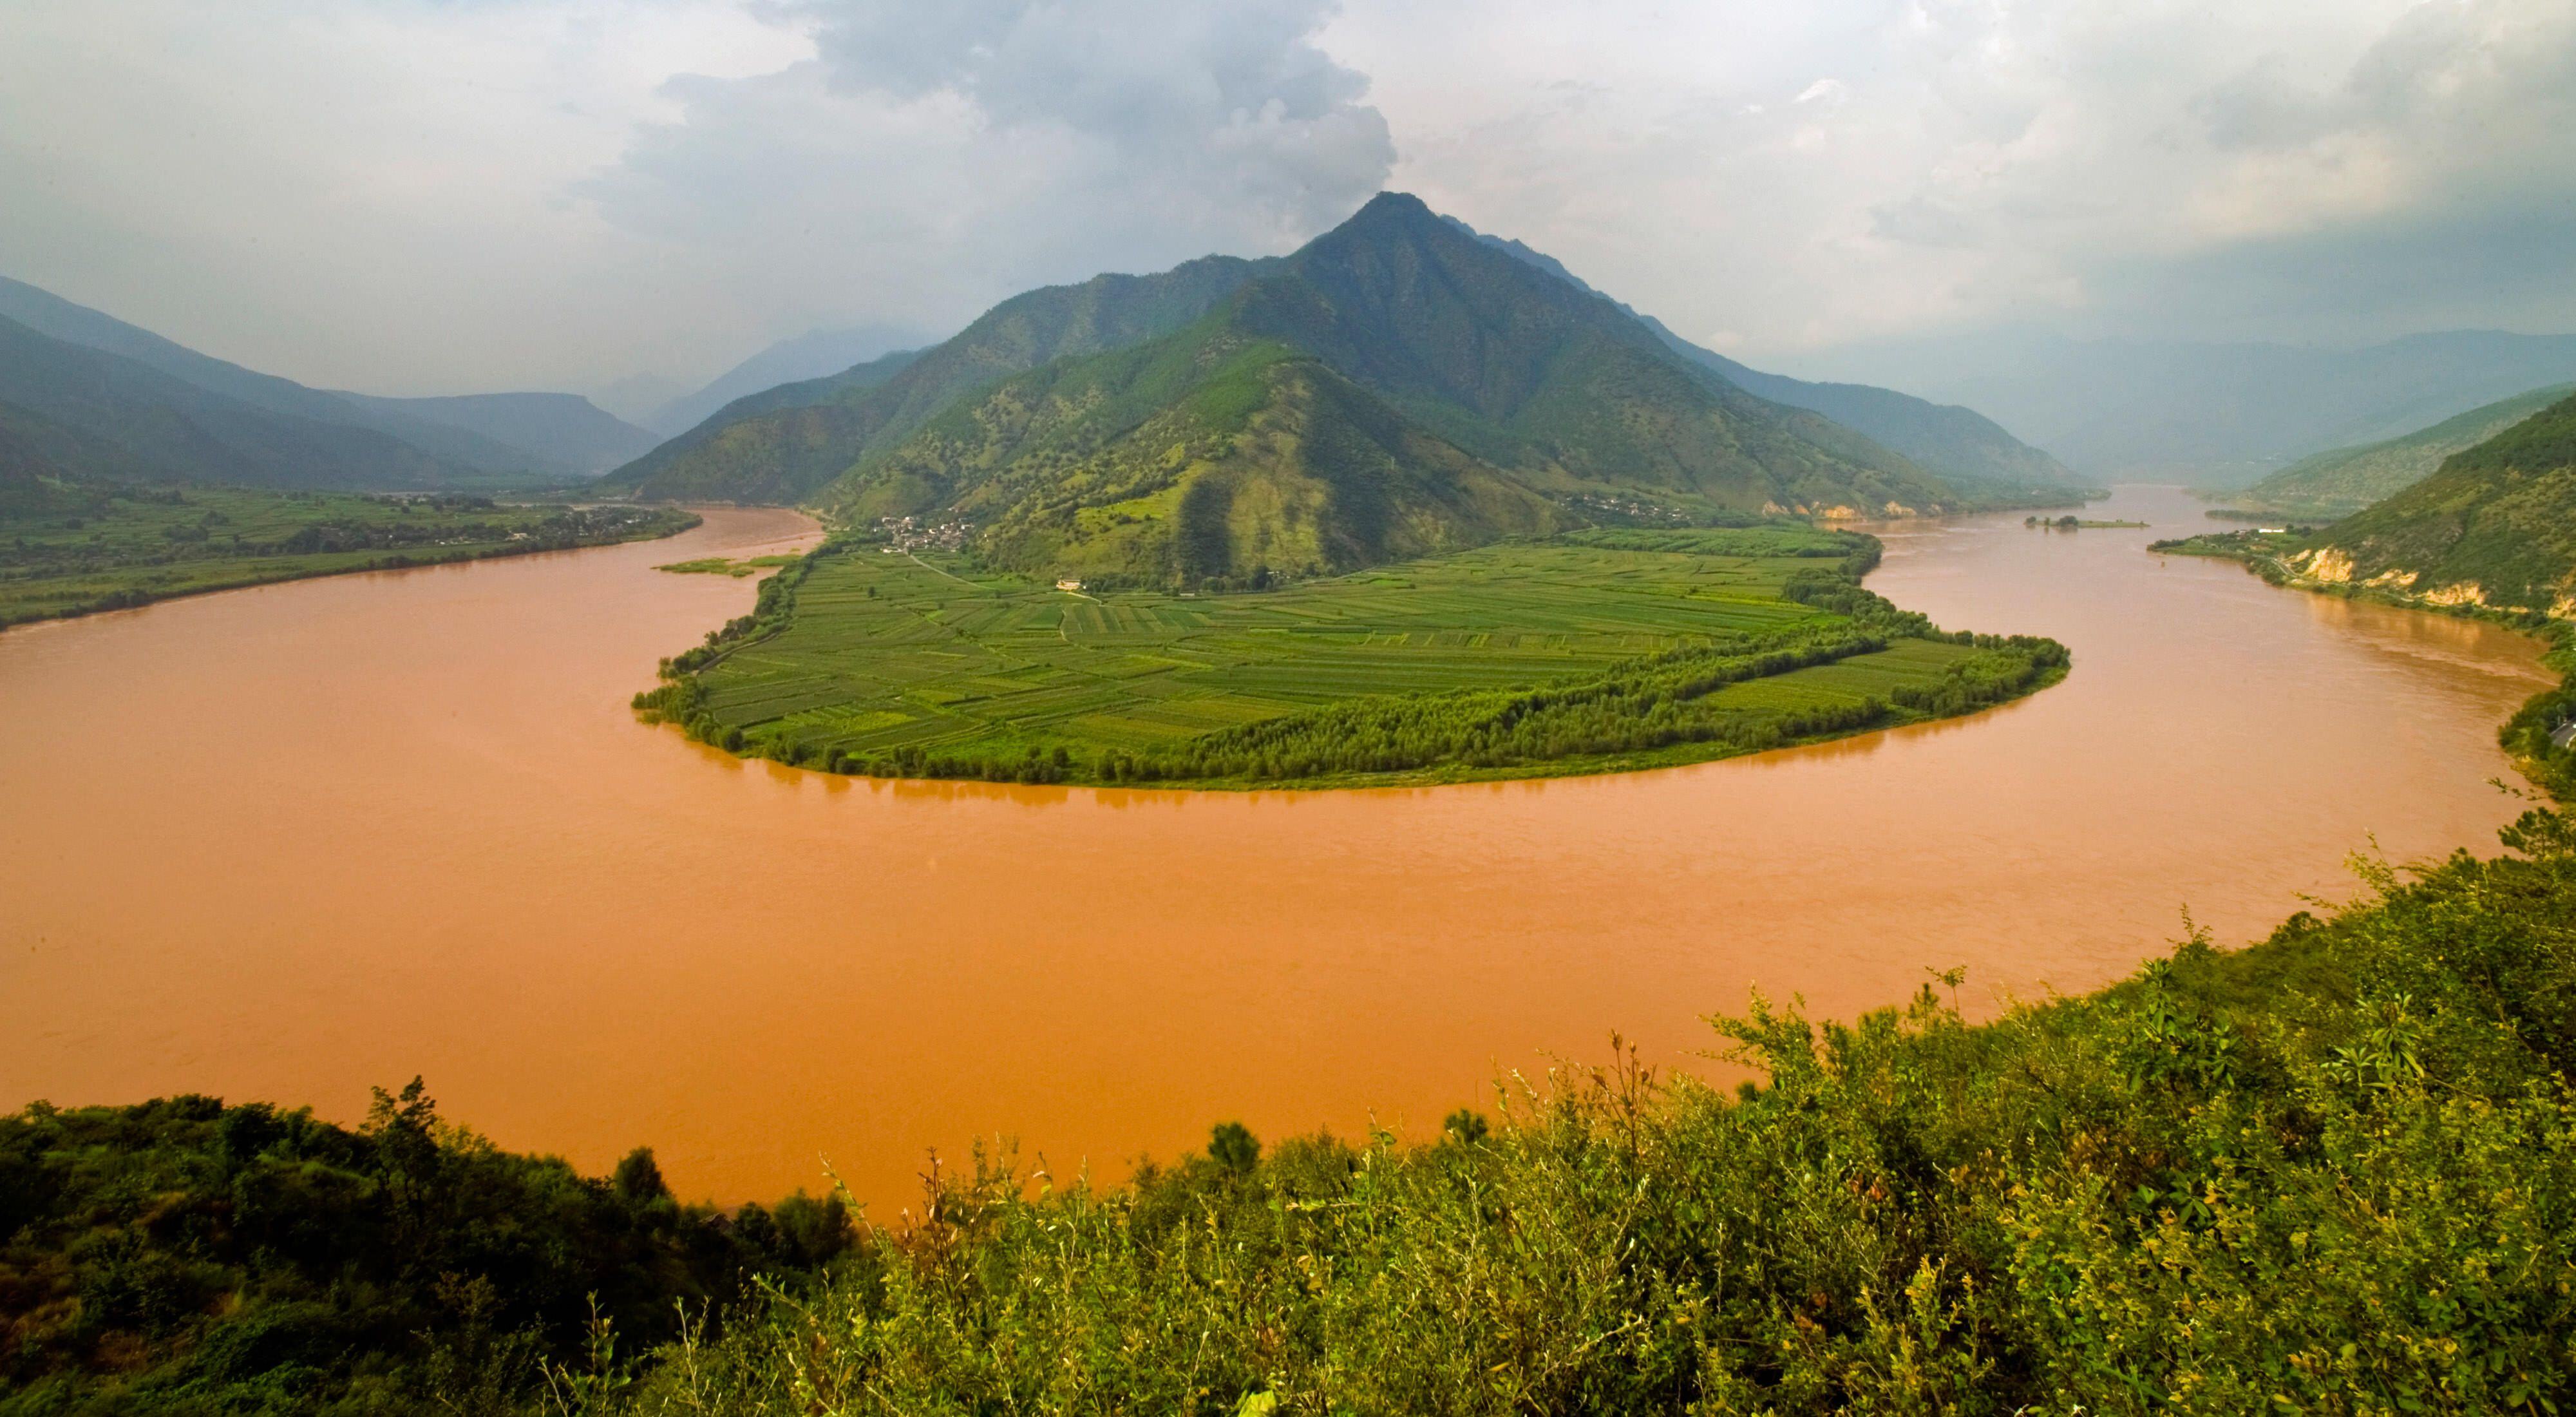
[0,276,654,489]
[603,194,2096,587]
[621,325,938,438]
[1814,329,2576,488]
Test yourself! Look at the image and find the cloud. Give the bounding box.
[580,0,1393,341]
[0,0,2567,395]
[1327,0,2576,359]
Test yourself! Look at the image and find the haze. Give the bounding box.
[2,0,2571,405]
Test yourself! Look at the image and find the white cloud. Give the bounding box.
[581,0,1393,336]
[0,0,2567,394]
[1325,0,2576,358]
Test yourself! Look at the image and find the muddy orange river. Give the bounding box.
[0,486,2552,1213]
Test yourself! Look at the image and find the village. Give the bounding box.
[875,514,972,554]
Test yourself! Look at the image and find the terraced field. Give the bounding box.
[650,527,2063,786]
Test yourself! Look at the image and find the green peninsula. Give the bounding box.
[636,525,2065,787]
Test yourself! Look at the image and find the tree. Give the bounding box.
[1208,1121,1260,1174]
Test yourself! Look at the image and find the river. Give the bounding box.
[0,485,2551,1213]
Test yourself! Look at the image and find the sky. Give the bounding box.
[1,0,2570,402]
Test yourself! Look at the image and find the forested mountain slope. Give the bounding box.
[2233,382,2575,519]
[2291,391,2576,614]
[598,257,1278,502]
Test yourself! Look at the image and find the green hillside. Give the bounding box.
[1224,195,1955,520]
[598,256,1274,502]
[2290,392,2576,615]
[797,195,1960,590]
[2230,382,2576,519]
[817,320,1563,585]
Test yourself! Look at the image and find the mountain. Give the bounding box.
[0,275,652,481]
[0,410,74,515]
[1813,328,2576,486]
[638,325,933,436]
[824,319,1565,585]
[2295,391,2576,615]
[2231,383,2576,519]
[599,256,1280,502]
[806,193,1962,585]
[0,312,464,490]
[333,392,656,474]
[1438,218,2086,494]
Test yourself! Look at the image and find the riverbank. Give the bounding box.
[633,526,2072,790]
[0,483,699,629]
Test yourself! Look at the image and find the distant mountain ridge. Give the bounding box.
[2230,383,2576,519]
[1817,328,2576,486]
[638,325,934,437]
[0,314,464,490]
[779,193,1971,586]
[1435,217,2086,495]
[0,275,654,481]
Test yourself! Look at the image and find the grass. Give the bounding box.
[646,526,2063,787]
[656,555,802,578]
[0,483,698,628]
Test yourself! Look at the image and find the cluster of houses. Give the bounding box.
[876,515,971,553]
[1567,492,1690,524]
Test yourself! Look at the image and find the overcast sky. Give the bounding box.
[2,0,2570,400]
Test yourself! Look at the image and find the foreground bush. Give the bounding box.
[0,1084,848,1414]
[611,813,2576,1415]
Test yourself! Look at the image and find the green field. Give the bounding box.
[641,526,2068,786]
[0,483,697,627]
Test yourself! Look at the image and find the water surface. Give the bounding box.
[0,487,2549,1211]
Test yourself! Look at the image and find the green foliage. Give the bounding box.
[2315,391,2576,615]
[1207,1123,1261,1175]
[0,484,696,629]
[596,815,2576,1414]
[636,529,2063,788]
[0,1082,853,1414]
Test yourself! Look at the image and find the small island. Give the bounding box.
[2025,514,2149,529]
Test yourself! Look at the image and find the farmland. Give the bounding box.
[640,526,2069,786]
[0,483,697,628]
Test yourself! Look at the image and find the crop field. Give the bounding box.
[670,528,2040,783]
